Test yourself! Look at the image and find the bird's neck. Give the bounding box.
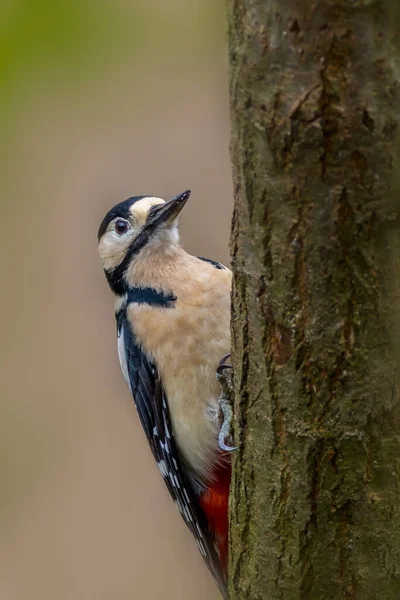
[124,243,190,294]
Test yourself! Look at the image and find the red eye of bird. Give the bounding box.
[115,220,128,235]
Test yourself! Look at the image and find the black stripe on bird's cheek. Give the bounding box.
[104,217,162,296]
[105,267,127,296]
[103,227,151,295]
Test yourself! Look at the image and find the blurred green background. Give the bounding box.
[0,2,232,599]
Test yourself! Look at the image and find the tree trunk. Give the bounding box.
[226,1,400,599]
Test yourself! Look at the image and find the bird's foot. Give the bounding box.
[216,354,237,452]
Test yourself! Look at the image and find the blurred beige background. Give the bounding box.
[0,2,232,599]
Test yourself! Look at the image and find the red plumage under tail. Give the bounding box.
[198,457,231,573]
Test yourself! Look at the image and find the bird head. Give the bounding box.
[97,190,190,295]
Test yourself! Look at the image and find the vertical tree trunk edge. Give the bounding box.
[226,2,400,599]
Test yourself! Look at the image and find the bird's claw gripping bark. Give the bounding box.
[217,354,237,452]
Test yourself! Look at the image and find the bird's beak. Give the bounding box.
[148,190,191,227]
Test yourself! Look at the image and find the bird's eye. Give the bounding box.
[115,220,129,235]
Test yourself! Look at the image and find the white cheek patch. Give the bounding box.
[98,228,135,271]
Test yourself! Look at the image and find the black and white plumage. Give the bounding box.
[97,191,232,599]
[116,298,227,595]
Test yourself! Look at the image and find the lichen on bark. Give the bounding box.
[226,1,400,599]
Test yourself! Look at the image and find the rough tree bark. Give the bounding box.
[226,1,400,599]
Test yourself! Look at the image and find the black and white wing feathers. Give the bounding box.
[116,311,228,599]
[197,256,228,270]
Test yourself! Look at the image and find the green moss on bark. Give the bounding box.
[226,1,400,599]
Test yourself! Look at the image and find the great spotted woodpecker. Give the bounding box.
[97,191,232,598]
